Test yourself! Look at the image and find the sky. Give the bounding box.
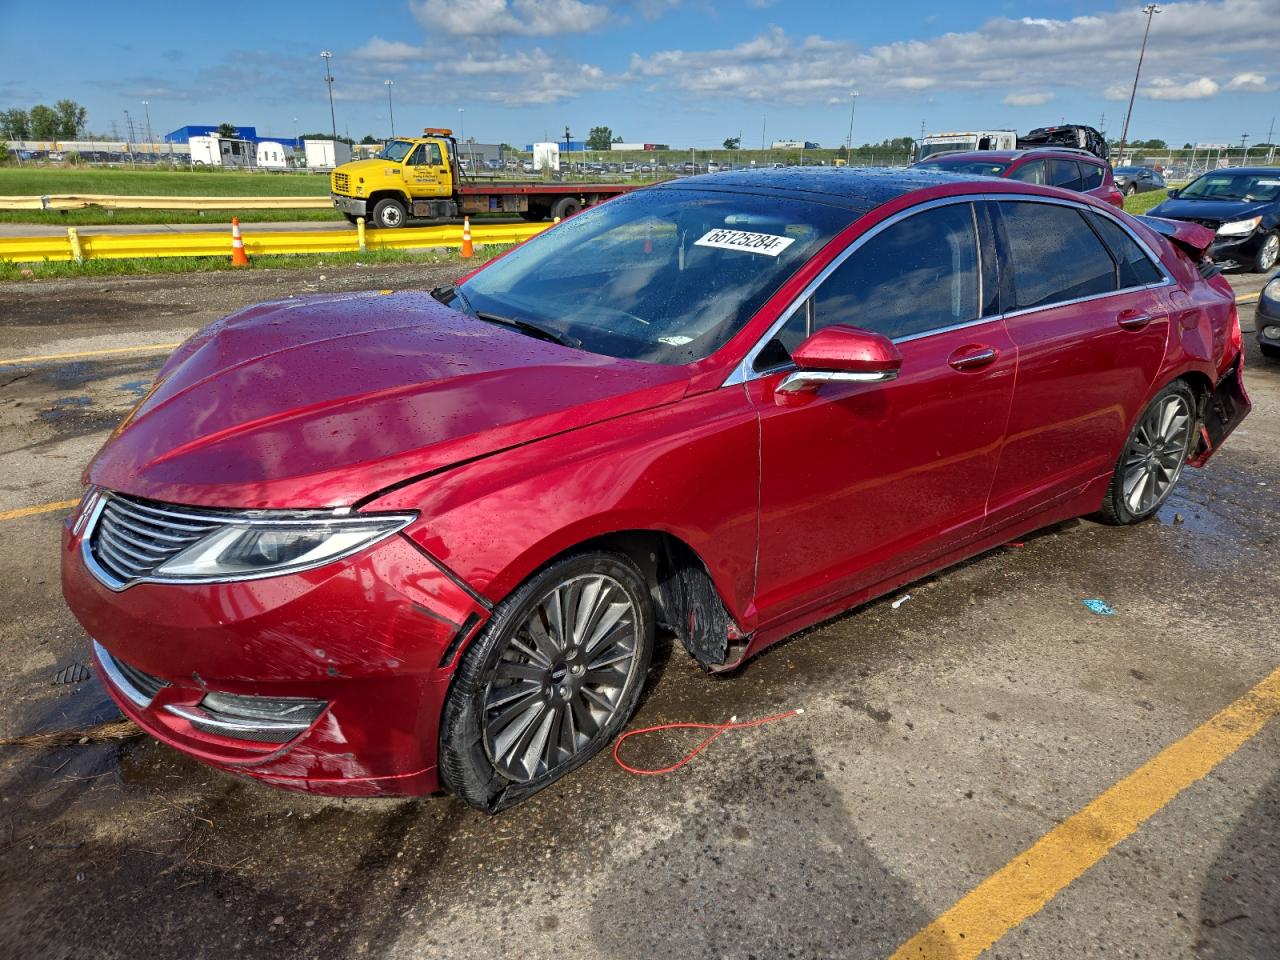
[2,0,1278,149]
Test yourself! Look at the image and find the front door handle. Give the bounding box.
[948,345,998,371]
[1117,310,1153,330]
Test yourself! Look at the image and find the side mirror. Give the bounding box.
[777,325,903,394]
[1166,187,1179,199]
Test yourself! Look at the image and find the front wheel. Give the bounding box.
[1095,380,1197,525]
[371,197,407,229]
[439,551,654,812]
[1251,232,1279,274]
[1126,184,1138,196]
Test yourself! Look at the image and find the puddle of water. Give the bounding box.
[118,379,151,398]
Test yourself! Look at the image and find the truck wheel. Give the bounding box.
[371,198,407,229]
[549,197,582,220]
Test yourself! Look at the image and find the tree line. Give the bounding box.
[1,100,88,140]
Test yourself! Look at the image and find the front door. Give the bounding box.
[402,141,451,198]
[749,201,1017,626]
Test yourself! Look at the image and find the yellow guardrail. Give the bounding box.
[0,194,333,211]
[0,221,549,263]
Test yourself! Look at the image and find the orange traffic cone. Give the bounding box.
[461,216,474,259]
[229,217,250,267]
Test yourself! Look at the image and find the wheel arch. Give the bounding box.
[367,189,410,211]
[472,525,746,672]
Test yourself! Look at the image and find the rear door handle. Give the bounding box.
[1117,310,1153,330]
[948,345,998,371]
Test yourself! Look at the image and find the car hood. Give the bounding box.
[87,291,690,509]
[1146,197,1271,225]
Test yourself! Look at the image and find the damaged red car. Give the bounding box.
[63,169,1249,811]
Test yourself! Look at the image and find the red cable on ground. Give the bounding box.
[612,708,803,776]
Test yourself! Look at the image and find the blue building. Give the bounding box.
[523,140,589,152]
[165,125,296,146]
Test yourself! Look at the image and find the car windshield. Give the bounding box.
[379,140,415,162]
[916,159,1011,177]
[1178,172,1280,202]
[456,188,853,365]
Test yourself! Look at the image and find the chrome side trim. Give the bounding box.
[724,191,1175,386]
[777,369,899,393]
[92,639,155,710]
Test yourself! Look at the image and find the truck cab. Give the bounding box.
[916,130,1017,162]
[331,129,460,227]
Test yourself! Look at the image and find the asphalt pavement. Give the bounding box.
[0,264,1277,959]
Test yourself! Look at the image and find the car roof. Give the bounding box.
[1191,167,1280,176]
[649,166,975,214]
[923,149,1104,164]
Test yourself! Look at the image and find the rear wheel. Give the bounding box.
[1096,380,1197,525]
[1251,232,1279,274]
[1126,183,1138,196]
[439,551,654,812]
[1260,342,1280,361]
[371,197,407,229]
[519,208,547,222]
[549,196,582,220]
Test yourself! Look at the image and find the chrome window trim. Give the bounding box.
[92,639,155,710]
[81,491,415,592]
[724,191,1174,386]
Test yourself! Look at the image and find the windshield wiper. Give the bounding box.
[474,311,581,349]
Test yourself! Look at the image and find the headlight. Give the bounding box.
[1262,277,1280,308]
[85,493,416,587]
[155,516,414,579]
[1216,216,1262,237]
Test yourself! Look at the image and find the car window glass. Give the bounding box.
[999,201,1117,310]
[1009,160,1046,185]
[1079,163,1104,190]
[756,203,979,369]
[1048,159,1083,191]
[1089,214,1163,288]
[425,143,443,165]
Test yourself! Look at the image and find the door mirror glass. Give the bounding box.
[1166,187,1179,199]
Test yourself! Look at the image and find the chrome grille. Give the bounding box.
[332,172,350,193]
[89,494,221,585]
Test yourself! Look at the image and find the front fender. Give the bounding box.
[365,386,761,626]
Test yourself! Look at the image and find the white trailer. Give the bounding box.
[256,141,291,169]
[303,139,352,171]
[189,135,257,168]
[916,130,1017,161]
[532,142,560,172]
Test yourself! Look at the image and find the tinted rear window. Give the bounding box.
[999,202,1117,309]
[1089,214,1164,288]
[1079,163,1105,190]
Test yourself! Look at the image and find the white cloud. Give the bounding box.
[353,37,427,60]
[625,0,1280,105]
[1143,76,1220,100]
[1227,71,1273,90]
[409,0,609,37]
[1004,91,1055,106]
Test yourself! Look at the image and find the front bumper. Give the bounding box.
[63,513,488,797]
[331,193,368,217]
[1209,230,1266,270]
[1257,293,1280,349]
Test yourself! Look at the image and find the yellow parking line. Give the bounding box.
[0,499,80,522]
[0,342,181,366]
[890,663,1280,959]
[1235,293,1259,304]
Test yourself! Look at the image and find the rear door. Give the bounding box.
[984,200,1172,529]
[749,200,1017,624]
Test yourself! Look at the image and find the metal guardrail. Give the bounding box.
[0,194,334,211]
[0,221,548,263]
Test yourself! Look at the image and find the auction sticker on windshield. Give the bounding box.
[695,229,796,256]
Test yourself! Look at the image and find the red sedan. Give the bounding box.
[63,169,1249,811]
[913,148,1126,208]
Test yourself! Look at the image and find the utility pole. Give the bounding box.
[846,90,859,151]
[124,110,136,165]
[141,100,153,145]
[1117,4,1161,168]
[1267,116,1276,163]
[320,51,337,146]
[1240,132,1249,166]
[761,114,766,152]
[384,80,395,139]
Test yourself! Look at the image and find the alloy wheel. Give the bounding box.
[1121,393,1193,515]
[482,574,640,782]
[1260,233,1279,272]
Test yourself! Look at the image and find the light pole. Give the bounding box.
[846,90,859,155]
[385,80,395,139]
[1240,133,1249,165]
[458,107,465,143]
[320,51,337,147]
[141,100,153,145]
[1116,4,1161,168]
[292,117,298,152]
